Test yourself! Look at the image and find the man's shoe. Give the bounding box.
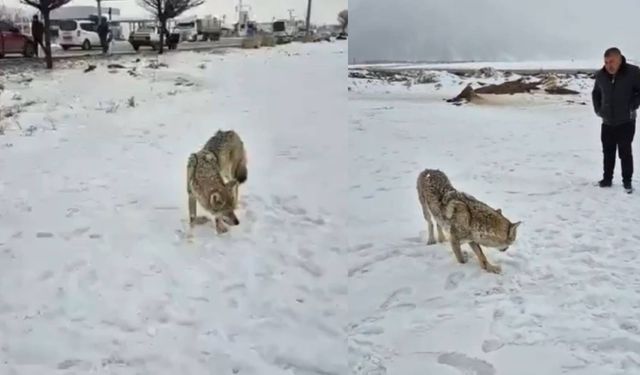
[624,181,634,194]
[598,179,613,188]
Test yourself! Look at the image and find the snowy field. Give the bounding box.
[348,68,640,374]
[0,41,347,374]
[350,59,639,72]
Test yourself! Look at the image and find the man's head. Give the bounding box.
[32,15,38,21]
[604,47,623,75]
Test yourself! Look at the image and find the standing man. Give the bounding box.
[96,18,110,54]
[592,47,640,193]
[31,14,44,57]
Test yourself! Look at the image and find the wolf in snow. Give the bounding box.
[417,169,521,273]
[187,130,248,234]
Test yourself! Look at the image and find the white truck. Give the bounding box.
[272,19,296,44]
[173,15,221,42]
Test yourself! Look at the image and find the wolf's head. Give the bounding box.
[479,208,521,251]
[209,180,240,226]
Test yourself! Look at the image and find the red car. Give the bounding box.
[0,20,36,58]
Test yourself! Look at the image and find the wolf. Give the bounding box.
[187,130,247,234]
[417,169,521,274]
[201,130,248,189]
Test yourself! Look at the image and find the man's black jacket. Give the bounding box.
[592,55,640,126]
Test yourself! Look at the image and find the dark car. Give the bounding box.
[0,20,36,58]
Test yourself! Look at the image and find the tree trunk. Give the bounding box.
[158,18,166,55]
[305,0,312,36]
[43,10,53,69]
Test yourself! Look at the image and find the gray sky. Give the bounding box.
[3,0,346,24]
[350,0,640,63]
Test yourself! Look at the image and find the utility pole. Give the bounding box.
[287,8,294,21]
[96,0,102,19]
[305,0,311,36]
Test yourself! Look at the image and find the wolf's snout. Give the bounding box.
[223,214,240,226]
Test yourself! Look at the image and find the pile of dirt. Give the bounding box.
[475,78,540,94]
[446,84,481,105]
[545,86,579,95]
[447,76,581,105]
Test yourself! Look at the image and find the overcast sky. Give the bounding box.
[350,0,640,63]
[3,0,346,24]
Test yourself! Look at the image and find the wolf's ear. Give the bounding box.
[210,192,222,206]
[509,221,522,239]
[496,208,502,214]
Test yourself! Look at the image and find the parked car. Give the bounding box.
[129,26,179,51]
[58,19,101,50]
[0,20,36,58]
[336,32,347,40]
[315,31,332,42]
[272,19,296,44]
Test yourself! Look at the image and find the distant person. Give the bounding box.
[592,47,640,193]
[31,15,44,57]
[97,19,110,54]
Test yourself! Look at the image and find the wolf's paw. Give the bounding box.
[485,263,502,274]
[455,251,469,264]
[190,216,210,226]
[426,238,437,245]
[215,218,229,234]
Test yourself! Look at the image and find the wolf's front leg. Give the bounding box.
[449,235,467,264]
[215,217,229,234]
[469,242,501,274]
[188,193,198,226]
[422,207,436,245]
[437,224,446,243]
[188,195,210,226]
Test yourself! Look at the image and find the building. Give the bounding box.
[50,5,121,21]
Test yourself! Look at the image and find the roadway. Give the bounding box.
[0,38,244,67]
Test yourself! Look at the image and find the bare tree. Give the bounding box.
[21,0,71,69]
[338,9,347,33]
[138,0,204,54]
[0,4,29,24]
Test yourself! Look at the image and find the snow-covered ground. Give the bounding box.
[350,59,636,72]
[0,41,347,374]
[349,70,640,374]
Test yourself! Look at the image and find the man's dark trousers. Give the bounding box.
[602,120,636,183]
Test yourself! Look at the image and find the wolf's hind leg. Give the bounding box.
[469,242,501,274]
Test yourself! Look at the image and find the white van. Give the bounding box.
[58,20,102,50]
